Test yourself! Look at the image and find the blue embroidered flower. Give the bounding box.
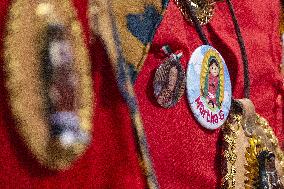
[127,5,162,45]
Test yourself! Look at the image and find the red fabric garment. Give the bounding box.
[0,0,283,188]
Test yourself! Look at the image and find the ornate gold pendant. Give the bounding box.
[221,99,284,189]
[4,0,93,170]
[175,0,215,25]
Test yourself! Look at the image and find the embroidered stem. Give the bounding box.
[106,0,159,188]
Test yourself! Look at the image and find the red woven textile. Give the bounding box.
[0,0,283,188]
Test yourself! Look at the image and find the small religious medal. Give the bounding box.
[153,45,186,108]
[187,45,232,129]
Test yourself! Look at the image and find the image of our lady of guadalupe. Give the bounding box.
[153,57,185,108]
[42,24,89,148]
[200,52,225,110]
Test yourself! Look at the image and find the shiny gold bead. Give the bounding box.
[175,0,215,25]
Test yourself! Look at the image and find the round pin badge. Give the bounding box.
[153,54,186,108]
[187,45,232,130]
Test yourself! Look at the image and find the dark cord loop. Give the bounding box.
[226,0,250,98]
[185,0,210,45]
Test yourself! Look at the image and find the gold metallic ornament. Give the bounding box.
[174,0,216,25]
[222,99,284,189]
[244,115,284,189]
[244,135,263,188]
[4,0,93,170]
[221,101,242,189]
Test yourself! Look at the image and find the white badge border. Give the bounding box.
[186,45,232,130]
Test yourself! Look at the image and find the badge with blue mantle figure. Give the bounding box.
[187,45,232,130]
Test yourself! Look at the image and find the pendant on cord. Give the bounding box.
[153,45,186,108]
[186,45,232,129]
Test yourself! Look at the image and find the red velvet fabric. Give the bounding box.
[0,0,283,188]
